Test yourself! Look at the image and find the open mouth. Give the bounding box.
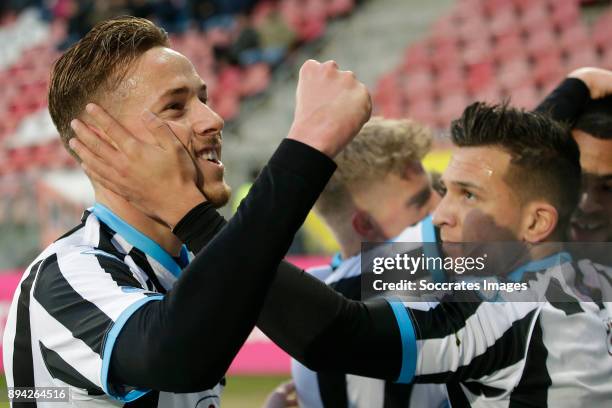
[195,147,222,166]
[571,220,605,232]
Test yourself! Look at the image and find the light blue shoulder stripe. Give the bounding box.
[92,203,189,277]
[386,299,417,384]
[420,215,445,283]
[100,295,164,402]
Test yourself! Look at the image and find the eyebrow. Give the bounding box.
[448,180,485,191]
[407,185,432,207]
[158,83,207,100]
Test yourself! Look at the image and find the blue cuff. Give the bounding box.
[386,300,417,384]
[101,295,164,402]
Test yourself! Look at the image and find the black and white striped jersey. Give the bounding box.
[292,217,448,408]
[389,253,612,407]
[2,204,223,407]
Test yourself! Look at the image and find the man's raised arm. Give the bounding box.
[71,60,371,393]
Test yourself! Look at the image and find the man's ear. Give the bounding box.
[351,210,381,241]
[521,201,559,243]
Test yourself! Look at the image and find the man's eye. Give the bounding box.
[165,102,184,111]
[463,190,476,201]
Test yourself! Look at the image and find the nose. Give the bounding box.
[432,194,457,229]
[193,102,224,137]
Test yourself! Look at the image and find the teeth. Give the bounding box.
[576,222,603,230]
[200,149,219,162]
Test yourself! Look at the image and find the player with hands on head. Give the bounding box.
[537,66,612,243]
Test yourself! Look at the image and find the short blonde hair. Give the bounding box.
[316,117,432,219]
[49,17,169,157]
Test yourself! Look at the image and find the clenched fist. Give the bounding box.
[287,59,372,158]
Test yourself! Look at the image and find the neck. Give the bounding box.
[95,188,183,256]
[340,238,361,259]
[527,241,565,263]
[320,215,361,259]
[504,241,566,275]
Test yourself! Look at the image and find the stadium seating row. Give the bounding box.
[374,0,612,129]
[0,0,357,176]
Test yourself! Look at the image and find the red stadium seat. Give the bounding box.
[560,24,590,53]
[600,49,612,70]
[483,0,516,18]
[404,71,434,98]
[429,45,461,73]
[462,38,492,65]
[405,98,436,127]
[509,82,538,109]
[401,43,431,73]
[432,14,455,35]
[437,92,468,128]
[466,61,494,94]
[493,33,526,64]
[532,52,564,87]
[498,59,530,90]
[526,29,557,58]
[593,11,612,51]
[551,2,580,31]
[453,0,483,21]
[457,19,489,43]
[565,47,599,72]
[435,68,465,96]
[512,0,534,13]
[520,3,549,32]
[489,7,517,38]
[470,83,502,104]
[374,70,400,102]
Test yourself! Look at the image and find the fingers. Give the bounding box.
[70,119,119,164]
[81,162,126,198]
[69,136,124,180]
[140,109,184,151]
[85,103,138,152]
[300,59,341,77]
[322,60,339,70]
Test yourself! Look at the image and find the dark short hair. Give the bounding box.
[49,16,169,157]
[451,102,581,235]
[574,96,612,139]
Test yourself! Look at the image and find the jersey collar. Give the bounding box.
[92,203,189,278]
[507,251,573,282]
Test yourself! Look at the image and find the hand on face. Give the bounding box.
[69,103,205,229]
[288,59,372,158]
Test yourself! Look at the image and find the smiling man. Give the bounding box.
[73,94,612,406]
[2,16,372,408]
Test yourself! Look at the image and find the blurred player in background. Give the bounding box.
[291,117,445,408]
